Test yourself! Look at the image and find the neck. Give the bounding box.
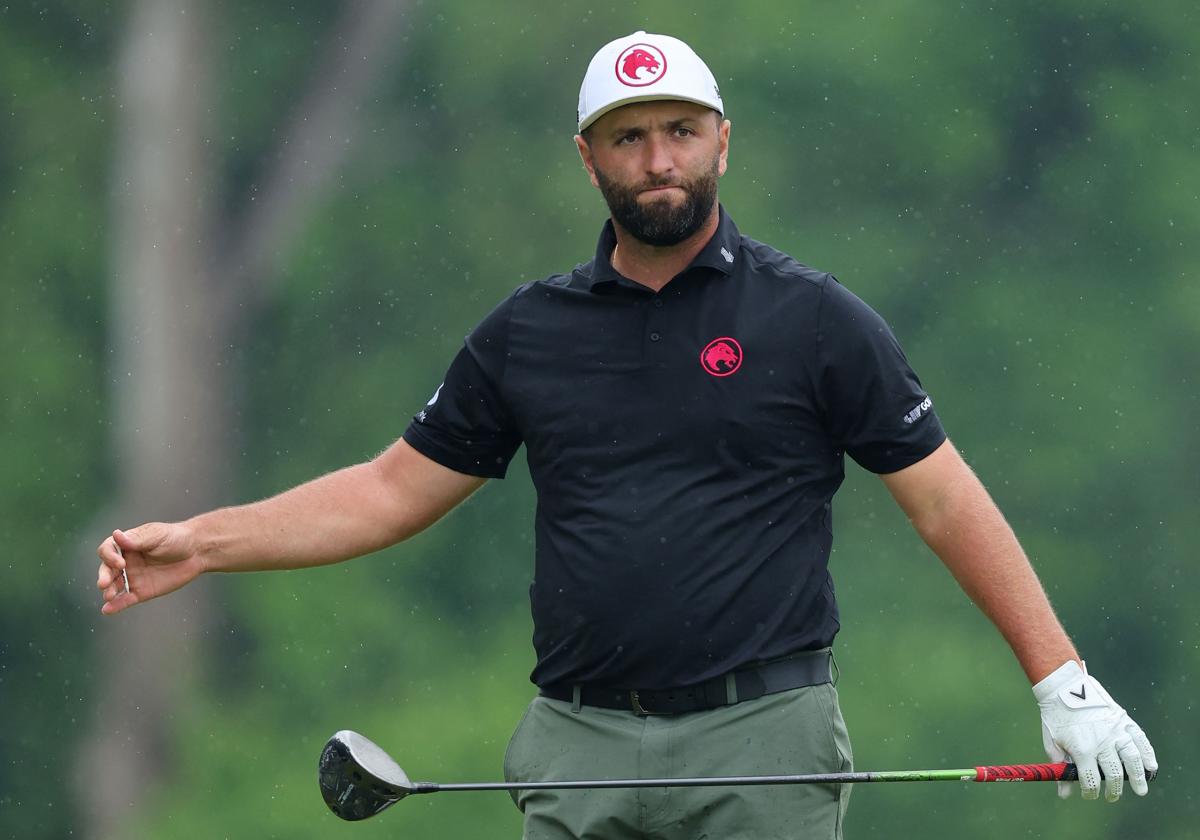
[610,204,720,292]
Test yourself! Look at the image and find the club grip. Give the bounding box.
[975,763,1157,782]
[976,763,1071,782]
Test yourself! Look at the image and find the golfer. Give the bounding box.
[97,32,1156,840]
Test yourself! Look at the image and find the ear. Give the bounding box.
[574,134,601,189]
[717,119,731,177]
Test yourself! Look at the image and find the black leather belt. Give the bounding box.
[539,649,833,716]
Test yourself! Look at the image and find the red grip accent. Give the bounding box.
[975,763,1069,782]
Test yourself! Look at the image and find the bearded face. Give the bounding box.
[591,150,721,247]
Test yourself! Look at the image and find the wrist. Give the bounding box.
[1032,659,1085,701]
[182,515,214,574]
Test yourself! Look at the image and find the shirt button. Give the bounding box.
[649,331,661,342]
[652,298,664,308]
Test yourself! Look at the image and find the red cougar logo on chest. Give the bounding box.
[700,337,743,377]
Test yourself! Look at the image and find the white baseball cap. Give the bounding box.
[577,31,723,132]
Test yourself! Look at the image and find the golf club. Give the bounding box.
[318,729,1156,822]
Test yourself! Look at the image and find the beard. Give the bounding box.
[593,154,720,247]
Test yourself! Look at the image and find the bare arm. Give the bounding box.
[194,438,485,572]
[97,438,485,614]
[879,439,1079,684]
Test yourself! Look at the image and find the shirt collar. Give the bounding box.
[581,204,741,292]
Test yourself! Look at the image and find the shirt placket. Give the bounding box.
[645,294,666,359]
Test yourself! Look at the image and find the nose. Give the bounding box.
[642,132,674,180]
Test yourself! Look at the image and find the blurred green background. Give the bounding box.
[2,1,1196,838]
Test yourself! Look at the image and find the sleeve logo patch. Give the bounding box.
[903,396,933,424]
[416,383,443,423]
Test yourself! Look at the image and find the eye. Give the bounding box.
[674,126,695,137]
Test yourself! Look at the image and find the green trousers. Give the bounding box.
[503,683,854,840]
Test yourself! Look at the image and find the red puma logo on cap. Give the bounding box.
[622,49,660,80]
[615,43,667,87]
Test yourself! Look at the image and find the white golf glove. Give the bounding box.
[1034,660,1157,801]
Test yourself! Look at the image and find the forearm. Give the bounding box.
[190,460,411,573]
[884,443,1079,683]
[97,439,483,614]
[917,488,1077,682]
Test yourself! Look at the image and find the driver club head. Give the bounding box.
[319,730,415,821]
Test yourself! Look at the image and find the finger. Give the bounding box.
[1097,746,1124,802]
[1042,729,1071,798]
[97,535,125,570]
[100,588,139,615]
[1042,727,1066,762]
[1076,755,1102,800]
[102,582,119,602]
[1130,724,1158,775]
[113,527,135,551]
[1118,736,1148,796]
[115,524,164,555]
[1041,722,1067,763]
[98,562,114,589]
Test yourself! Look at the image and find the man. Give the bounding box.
[97,31,1156,840]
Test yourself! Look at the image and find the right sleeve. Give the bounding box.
[402,292,522,478]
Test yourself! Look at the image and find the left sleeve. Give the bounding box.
[402,292,523,478]
[815,277,947,473]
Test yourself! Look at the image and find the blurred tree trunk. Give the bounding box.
[75,2,408,837]
[73,5,224,838]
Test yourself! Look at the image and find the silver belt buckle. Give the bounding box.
[630,690,665,716]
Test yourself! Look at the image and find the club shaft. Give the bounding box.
[411,763,1112,794]
[419,772,900,793]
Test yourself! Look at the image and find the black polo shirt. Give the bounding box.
[403,206,945,690]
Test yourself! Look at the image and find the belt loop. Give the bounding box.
[571,685,582,714]
[829,650,840,687]
[724,673,738,705]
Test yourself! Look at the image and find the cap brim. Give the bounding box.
[578,94,723,133]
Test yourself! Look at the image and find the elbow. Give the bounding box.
[365,458,429,544]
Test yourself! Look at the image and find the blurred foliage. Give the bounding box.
[2,0,1197,837]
